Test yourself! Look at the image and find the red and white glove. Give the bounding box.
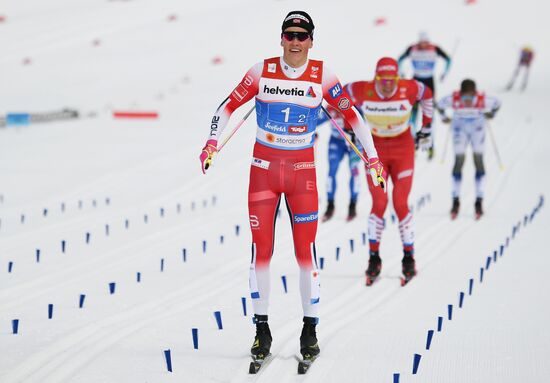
[199,139,218,174]
[368,157,387,190]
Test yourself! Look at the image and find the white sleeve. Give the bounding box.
[437,95,453,111]
[485,96,501,112]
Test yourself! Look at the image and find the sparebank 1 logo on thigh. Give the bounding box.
[294,212,318,224]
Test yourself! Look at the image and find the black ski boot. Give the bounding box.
[300,317,320,360]
[475,198,483,220]
[322,200,335,222]
[450,197,460,220]
[251,315,272,359]
[401,251,416,286]
[427,145,435,161]
[365,250,382,286]
[346,200,357,221]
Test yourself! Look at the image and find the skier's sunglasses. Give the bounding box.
[460,95,475,102]
[281,31,312,42]
[375,75,399,85]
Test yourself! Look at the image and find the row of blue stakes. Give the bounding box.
[392,194,545,382]
[5,195,219,274]
[160,193,433,373]
[6,191,434,373]
[0,197,111,230]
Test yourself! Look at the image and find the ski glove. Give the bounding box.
[484,111,495,119]
[199,139,218,174]
[416,124,433,151]
[368,157,387,190]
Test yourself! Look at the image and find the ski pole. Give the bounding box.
[486,121,504,170]
[217,105,256,152]
[439,125,451,165]
[321,106,386,191]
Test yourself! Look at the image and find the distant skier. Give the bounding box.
[199,11,386,371]
[318,105,363,222]
[506,46,534,91]
[398,32,451,160]
[437,79,501,220]
[345,57,433,286]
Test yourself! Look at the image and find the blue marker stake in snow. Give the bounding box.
[336,246,340,261]
[92,199,96,208]
[137,272,141,282]
[426,330,434,350]
[212,195,217,206]
[160,207,164,217]
[362,232,366,246]
[281,275,288,293]
[203,199,207,208]
[43,208,48,217]
[524,215,528,225]
[235,225,240,236]
[20,214,25,224]
[500,245,504,256]
[48,304,53,319]
[393,373,400,383]
[459,292,465,308]
[191,201,196,211]
[437,316,443,332]
[105,197,110,205]
[8,261,13,273]
[78,200,83,209]
[493,250,498,262]
[480,268,484,283]
[319,257,325,270]
[486,256,491,270]
[61,240,66,253]
[192,328,199,349]
[220,235,224,244]
[86,232,91,244]
[160,258,165,272]
[105,224,110,236]
[6,113,30,126]
[177,203,181,213]
[12,319,19,334]
[241,297,247,316]
[448,305,453,320]
[202,240,207,254]
[214,311,223,330]
[349,239,354,253]
[109,282,116,294]
[144,214,148,224]
[36,249,40,263]
[412,354,422,374]
[469,278,474,295]
[182,248,187,262]
[125,219,129,229]
[164,349,173,372]
[79,294,86,308]
[506,237,510,247]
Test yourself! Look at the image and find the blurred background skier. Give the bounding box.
[437,79,501,220]
[345,57,433,285]
[505,45,534,91]
[318,105,363,222]
[398,32,452,160]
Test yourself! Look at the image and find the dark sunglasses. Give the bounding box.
[282,31,311,42]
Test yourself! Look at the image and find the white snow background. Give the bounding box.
[0,0,549,382]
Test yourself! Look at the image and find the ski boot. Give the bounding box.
[365,251,382,286]
[450,197,460,220]
[401,251,417,286]
[427,145,435,161]
[249,315,272,373]
[298,317,320,374]
[346,200,357,222]
[322,200,335,222]
[475,197,483,220]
